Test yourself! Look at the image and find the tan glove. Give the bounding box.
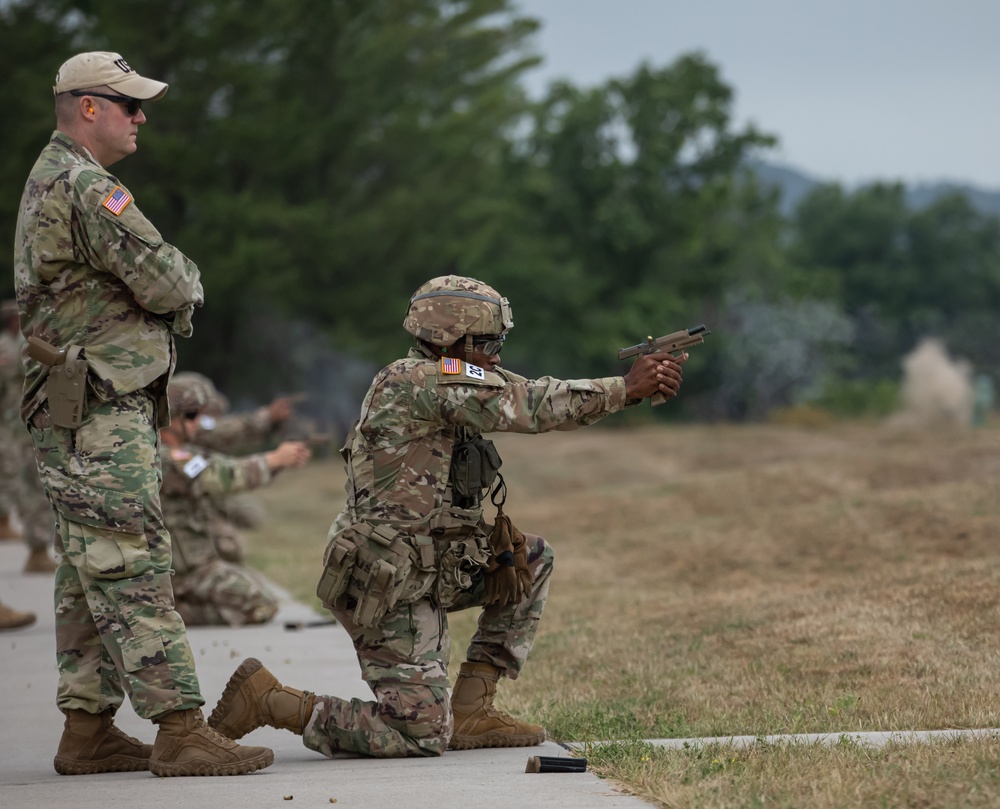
[510,525,531,596]
[484,504,531,607]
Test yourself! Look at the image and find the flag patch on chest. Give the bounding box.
[102,186,132,215]
[441,357,461,374]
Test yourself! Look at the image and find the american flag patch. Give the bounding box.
[102,186,132,216]
[441,357,461,374]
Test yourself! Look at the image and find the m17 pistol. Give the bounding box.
[618,324,710,406]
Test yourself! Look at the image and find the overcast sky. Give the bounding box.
[514,0,1000,189]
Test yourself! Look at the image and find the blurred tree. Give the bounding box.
[484,55,784,416]
[2,0,539,399]
[0,0,83,299]
[791,184,1000,382]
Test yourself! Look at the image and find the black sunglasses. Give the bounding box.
[472,335,505,356]
[69,90,142,116]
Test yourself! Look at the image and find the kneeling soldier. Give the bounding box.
[161,375,310,626]
[209,275,686,758]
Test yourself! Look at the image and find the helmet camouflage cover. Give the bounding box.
[403,275,513,347]
[172,370,229,416]
[167,373,211,419]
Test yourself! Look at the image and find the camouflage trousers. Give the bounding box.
[29,392,203,719]
[303,533,554,758]
[173,559,278,626]
[0,423,53,551]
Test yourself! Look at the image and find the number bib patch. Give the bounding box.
[182,454,209,479]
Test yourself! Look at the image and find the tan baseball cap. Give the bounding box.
[53,51,168,100]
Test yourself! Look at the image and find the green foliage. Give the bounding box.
[5,1,1000,420]
[488,55,781,384]
[811,377,899,418]
[791,183,1000,383]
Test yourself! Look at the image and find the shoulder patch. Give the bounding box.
[169,448,193,462]
[436,360,504,387]
[102,185,132,216]
[441,357,462,375]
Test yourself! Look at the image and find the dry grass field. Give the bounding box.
[243,420,1000,808]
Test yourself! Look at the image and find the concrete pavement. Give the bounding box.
[0,540,651,809]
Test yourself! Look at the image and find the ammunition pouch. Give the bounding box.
[316,522,438,628]
[434,527,491,607]
[46,346,88,429]
[316,520,492,626]
[450,433,502,503]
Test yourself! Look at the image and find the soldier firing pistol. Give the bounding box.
[618,324,710,406]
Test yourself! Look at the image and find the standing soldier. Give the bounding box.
[209,275,686,759]
[0,300,21,540]
[0,299,57,573]
[14,51,272,776]
[160,375,311,626]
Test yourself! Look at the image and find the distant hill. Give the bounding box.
[748,160,1000,219]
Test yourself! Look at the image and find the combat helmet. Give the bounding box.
[403,275,513,347]
[172,371,229,416]
[167,373,211,419]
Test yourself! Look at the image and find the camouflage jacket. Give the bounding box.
[334,345,629,533]
[13,131,204,425]
[160,444,271,575]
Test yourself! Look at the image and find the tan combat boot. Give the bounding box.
[23,546,57,573]
[149,707,273,776]
[53,709,152,775]
[449,661,546,750]
[208,658,315,740]
[0,600,35,631]
[0,511,21,540]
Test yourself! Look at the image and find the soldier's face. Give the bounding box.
[468,345,501,370]
[181,411,201,442]
[92,96,147,166]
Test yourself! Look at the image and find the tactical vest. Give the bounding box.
[316,423,503,626]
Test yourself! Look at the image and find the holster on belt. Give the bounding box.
[27,336,87,429]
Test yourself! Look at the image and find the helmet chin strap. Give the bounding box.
[464,334,474,363]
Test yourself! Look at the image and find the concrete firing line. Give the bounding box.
[566,728,1000,752]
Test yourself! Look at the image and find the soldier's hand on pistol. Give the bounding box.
[623,351,687,401]
[265,440,312,471]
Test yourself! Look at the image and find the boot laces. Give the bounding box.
[484,705,520,726]
[107,724,144,746]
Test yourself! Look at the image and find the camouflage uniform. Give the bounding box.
[196,409,281,562]
[305,343,630,757]
[0,324,56,557]
[174,370,282,563]
[14,130,205,719]
[160,444,278,627]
